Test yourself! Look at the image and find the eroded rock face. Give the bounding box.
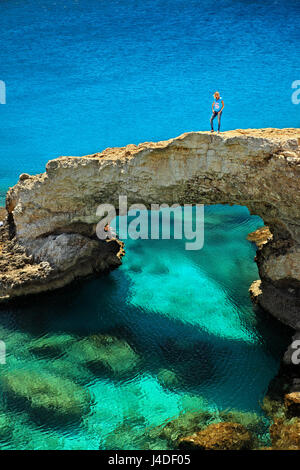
[1,128,300,322]
[247,226,273,249]
[0,222,124,301]
[284,392,300,417]
[270,418,300,450]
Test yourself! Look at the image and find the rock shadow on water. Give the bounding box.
[158,336,217,389]
[127,264,143,274]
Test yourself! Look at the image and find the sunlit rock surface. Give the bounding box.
[178,422,254,450]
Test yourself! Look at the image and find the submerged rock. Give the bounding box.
[218,409,268,436]
[0,412,14,439]
[46,356,93,384]
[1,369,90,420]
[104,415,170,451]
[178,422,254,450]
[180,394,211,413]
[68,334,140,376]
[28,333,76,357]
[157,368,179,389]
[149,410,213,446]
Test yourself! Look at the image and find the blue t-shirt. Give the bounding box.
[213,97,223,112]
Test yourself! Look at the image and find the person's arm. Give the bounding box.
[219,100,224,113]
[212,102,214,112]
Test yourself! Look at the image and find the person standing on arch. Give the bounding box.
[210,91,224,133]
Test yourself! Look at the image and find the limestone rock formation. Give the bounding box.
[0,215,124,301]
[247,226,272,248]
[177,422,254,450]
[0,207,6,222]
[1,128,300,326]
[149,408,266,448]
[284,392,300,417]
[269,418,300,450]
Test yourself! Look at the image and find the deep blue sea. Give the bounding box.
[0,0,298,450]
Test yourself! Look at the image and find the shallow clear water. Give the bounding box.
[0,0,297,450]
[0,206,291,449]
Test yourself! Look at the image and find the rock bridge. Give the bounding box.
[1,128,300,328]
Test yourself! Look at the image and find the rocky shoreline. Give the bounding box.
[1,127,300,449]
[0,211,124,302]
[2,128,300,323]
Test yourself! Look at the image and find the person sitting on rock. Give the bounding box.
[104,223,117,240]
[210,91,224,134]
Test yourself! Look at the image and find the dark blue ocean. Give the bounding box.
[0,0,300,201]
[0,0,298,449]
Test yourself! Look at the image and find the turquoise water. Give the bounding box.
[0,206,291,449]
[0,0,297,450]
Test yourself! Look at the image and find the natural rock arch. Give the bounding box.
[2,128,300,327]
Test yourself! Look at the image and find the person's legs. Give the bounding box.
[210,111,217,131]
[217,111,222,131]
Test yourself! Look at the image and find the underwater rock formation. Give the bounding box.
[157,368,179,389]
[28,333,76,357]
[67,334,140,377]
[0,411,14,439]
[0,369,90,421]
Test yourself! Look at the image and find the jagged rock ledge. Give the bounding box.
[0,217,124,302]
